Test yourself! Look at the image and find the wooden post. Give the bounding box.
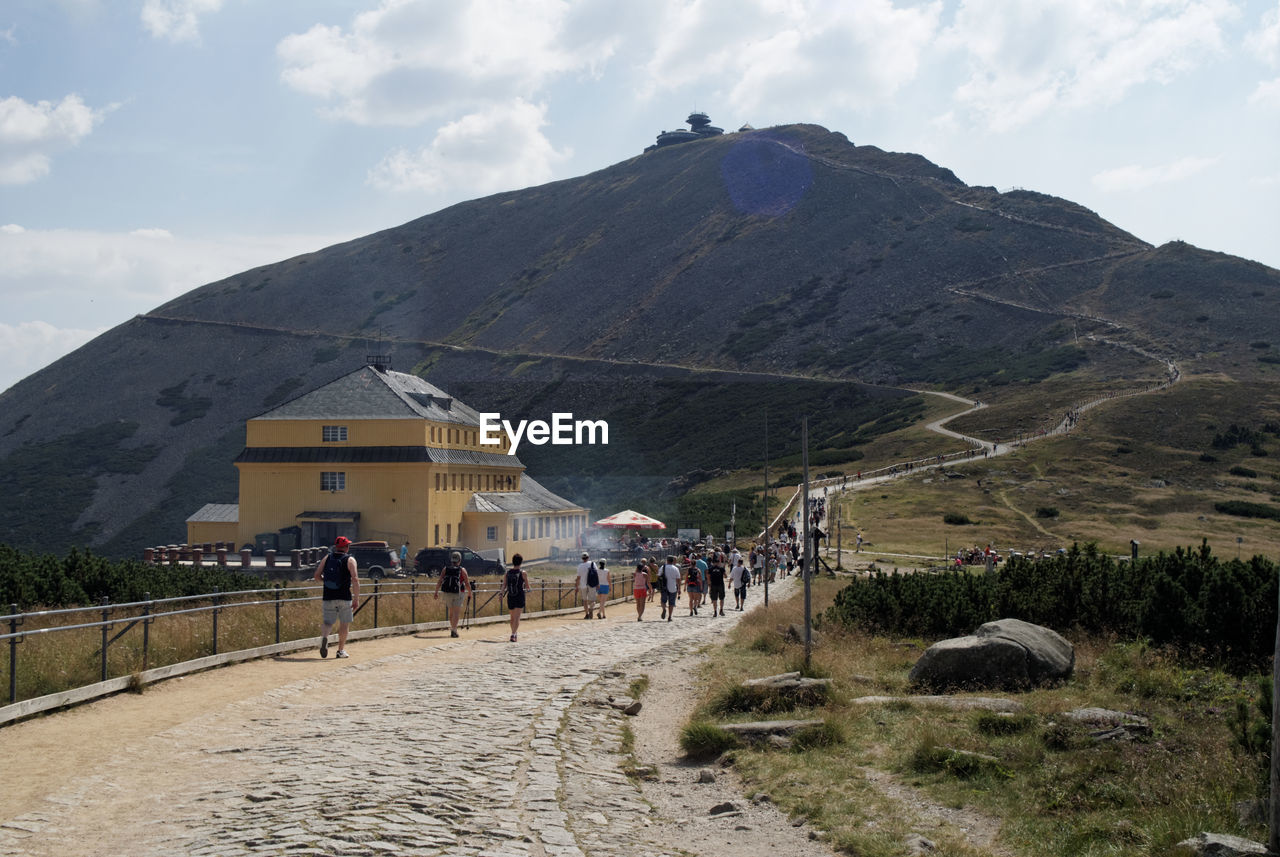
[1270,566,1280,854]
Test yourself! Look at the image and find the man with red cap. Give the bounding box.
[313,536,360,658]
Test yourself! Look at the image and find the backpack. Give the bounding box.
[322,553,347,590]
[441,565,462,594]
[687,567,699,586]
[586,562,599,588]
[505,566,523,593]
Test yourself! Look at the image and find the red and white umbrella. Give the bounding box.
[594,509,666,529]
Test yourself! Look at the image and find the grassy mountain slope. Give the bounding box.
[1,123,1277,558]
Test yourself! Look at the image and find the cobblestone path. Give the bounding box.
[0,577,802,857]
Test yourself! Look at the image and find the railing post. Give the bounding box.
[142,591,152,672]
[373,580,380,628]
[8,604,20,704]
[211,587,220,656]
[275,584,282,644]
[410,578,417,625]
[100,596,111,683]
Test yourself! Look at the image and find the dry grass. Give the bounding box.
[1,573,587,705]
[685,578,1266,856]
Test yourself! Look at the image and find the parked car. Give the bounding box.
[413,546,503,578]
[347,540,402,580]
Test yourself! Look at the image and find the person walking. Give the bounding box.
[685,559,704,616]
[632,561,650,621]
[595,558,611,619]
[645,557,658,603]
[576,552,599,619]
[314,535,359,658]
[706,552,727,617]
[659,555,682,621]
[433,550,471,638]
[730,556,749,611]
[500,553,530,642]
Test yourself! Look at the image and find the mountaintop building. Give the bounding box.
[186,359,588,561]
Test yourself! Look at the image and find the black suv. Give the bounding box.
[347,541,402,581]
[413,546,503,578]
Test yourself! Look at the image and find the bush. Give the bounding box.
[1035,507,1060,519]
[975,711,1037,736]
[943,513,973,526]
[680,722,740,760]
[826,542,1277,672]
[1216,501,1280,521]
[790,719,844,752]
[1230,465,1259,478]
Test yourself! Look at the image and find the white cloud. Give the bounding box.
[0,321,106,394]
[368,99,570,194]
[1248,76,1280,107]
[1246,1,1280,65]
[942,0,1237,132]
[140,0,222,43]
[278,0,617,126]
[0,225,348,391]
[634,0,941,119]
[1091,155,1218,192]
[0,94,104,184]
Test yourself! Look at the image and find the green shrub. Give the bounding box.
[680,722,740,759]
[790,719,845,752]
[943,513,973,526]
[1216,501,1280,521]
[827,542,1277,672]
[1035,506,1060,519]
[975,711,1037,736]
[1230,465,1259,478]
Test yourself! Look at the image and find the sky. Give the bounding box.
[3,0,1279,394]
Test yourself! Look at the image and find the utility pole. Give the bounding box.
[1271,567,1280,855]
[763,411,769,607]
[802,416,812,670]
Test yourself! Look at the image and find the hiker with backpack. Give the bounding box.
[706,552,727,617]
[433,551,471,638]
[500,553,530,642]
[576,551,600,619]
[685,558,705,616]
[313,535,359,659]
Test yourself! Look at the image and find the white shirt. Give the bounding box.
[660,563,681,593]
[576,560,597,588]
[730,563,745,588]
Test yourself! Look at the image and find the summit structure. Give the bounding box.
[646,111,725,151]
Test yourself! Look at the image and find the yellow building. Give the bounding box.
[186,360,588,561]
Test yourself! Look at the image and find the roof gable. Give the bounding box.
[253,365,483,425]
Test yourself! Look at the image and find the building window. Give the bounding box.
[321,471,345,491]
[522,518,529,540]
[512,520,519,541]
[435,473,440,490]
[434,524,440,545]
[486,526,497,542]
[446,523,452,543]
[322,425,347,442]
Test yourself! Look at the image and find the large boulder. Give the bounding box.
[909,618,1074,690]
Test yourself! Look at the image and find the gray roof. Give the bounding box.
[187,503,239,523]
[464,476,585,515]
[254,365,486,426]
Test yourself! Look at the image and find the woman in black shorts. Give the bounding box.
[502,553,530,642]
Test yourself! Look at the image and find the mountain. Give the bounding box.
[2,123,1278,558]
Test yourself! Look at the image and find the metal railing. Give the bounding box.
[2,576,602,711]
